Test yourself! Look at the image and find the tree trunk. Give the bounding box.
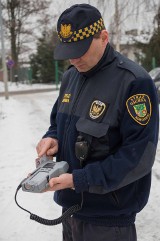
[115,0,120,52]
[9,1,19,82]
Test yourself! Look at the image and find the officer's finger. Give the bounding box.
[27,173,32,177]
[36,140,44,154]
[38,142,52,157]
[46,145,58,156]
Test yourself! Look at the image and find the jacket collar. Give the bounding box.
[81,43,116,78]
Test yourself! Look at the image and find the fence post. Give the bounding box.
[28,68,32,84]
[152,57,156,69]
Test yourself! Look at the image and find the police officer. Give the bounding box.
[36,4,159,241]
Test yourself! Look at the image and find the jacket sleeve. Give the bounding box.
[73,77,159,193]
[42,98,58,140]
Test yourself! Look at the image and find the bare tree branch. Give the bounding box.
[1,0,51,73]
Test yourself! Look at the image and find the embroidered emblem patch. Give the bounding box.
[126,94,151,125]
[59,24,73,40]
[89,100,106,119]
[62,94,71,103]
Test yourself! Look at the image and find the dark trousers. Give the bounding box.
[62,216,137,241]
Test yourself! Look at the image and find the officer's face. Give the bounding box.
[69,30,108,72]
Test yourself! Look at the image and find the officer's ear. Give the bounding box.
[101,30,109,45]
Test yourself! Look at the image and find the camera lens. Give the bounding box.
[24,183,33,190]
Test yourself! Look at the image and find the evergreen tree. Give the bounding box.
[30,31,69,83]
[135,6,160,71]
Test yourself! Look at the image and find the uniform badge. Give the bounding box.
[126,94,151,125]
[62,93,71,103]
[59,24,73,39]
[89,100,106,119]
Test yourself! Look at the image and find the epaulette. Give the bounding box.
[116,53,150,79]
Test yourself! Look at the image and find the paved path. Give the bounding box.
[0,87,58,97]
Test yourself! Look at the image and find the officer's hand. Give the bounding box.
[36,137,58,157]
[43,174,74,192]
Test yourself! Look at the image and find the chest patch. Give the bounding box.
[62,93,71,103]
[89,100,107,119]
[126,94,151,125]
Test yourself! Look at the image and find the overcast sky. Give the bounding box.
[49,0,158,32]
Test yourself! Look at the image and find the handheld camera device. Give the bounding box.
[21,156,69,193]
[15,156,82,225]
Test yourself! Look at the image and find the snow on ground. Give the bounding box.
[0,89,62,241]
[0,82,160,241]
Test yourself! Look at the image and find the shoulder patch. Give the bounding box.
[126,94,151,125]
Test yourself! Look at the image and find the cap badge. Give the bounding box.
[89,100,106,119]
[60,24,73,39]
[126,94,151,125]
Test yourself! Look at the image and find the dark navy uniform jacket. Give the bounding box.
[43,44,159,226]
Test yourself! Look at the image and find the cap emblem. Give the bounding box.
[60,24,73,39]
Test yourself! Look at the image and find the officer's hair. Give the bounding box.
[93,28,106,39]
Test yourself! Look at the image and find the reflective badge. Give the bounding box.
[62,94,71,103]
[60,24,73,40]
[89,100,106,119]
[126,94,151,125]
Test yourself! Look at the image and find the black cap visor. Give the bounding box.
[54,36,93,60]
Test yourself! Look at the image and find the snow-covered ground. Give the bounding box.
[0,82,160,241]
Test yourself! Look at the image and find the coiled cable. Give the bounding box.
[15,183,83,226]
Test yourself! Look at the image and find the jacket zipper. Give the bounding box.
[60,76,87,162]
